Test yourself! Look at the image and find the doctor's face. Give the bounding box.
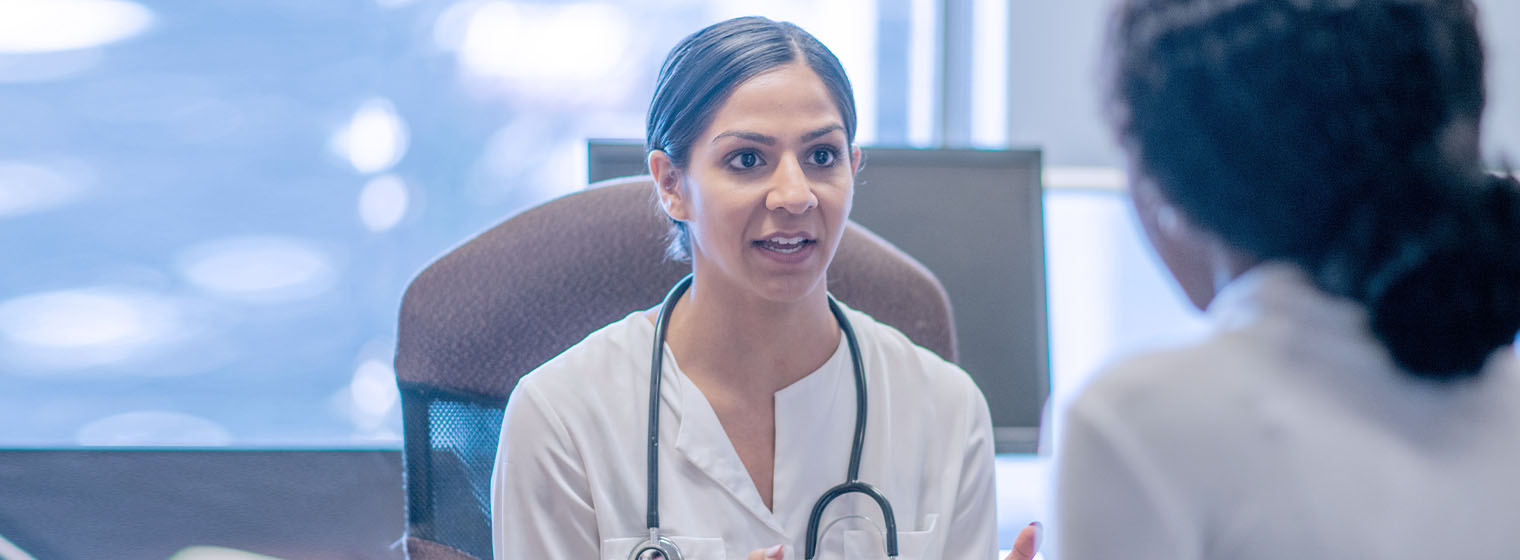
[655,62,860,303]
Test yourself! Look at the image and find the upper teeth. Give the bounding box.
[768,236,805,245]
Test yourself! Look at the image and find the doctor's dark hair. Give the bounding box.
[646,16,858,262]
[1107,0,1520,381]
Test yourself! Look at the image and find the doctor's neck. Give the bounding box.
[658,275,842,394]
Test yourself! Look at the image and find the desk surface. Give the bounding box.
[0,449,404,560]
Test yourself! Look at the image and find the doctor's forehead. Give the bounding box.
[699,64,845,143]
[708,124,847,147]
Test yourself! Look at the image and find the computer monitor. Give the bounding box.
[588,140,1049,453]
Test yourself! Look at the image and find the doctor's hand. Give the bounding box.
[746,544,785,559]
[1002,521,1043,560]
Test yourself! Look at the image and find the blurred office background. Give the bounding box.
[1,0,1517,555]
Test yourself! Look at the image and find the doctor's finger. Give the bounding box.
[746,544,784,560]
[1003,521,1042,560]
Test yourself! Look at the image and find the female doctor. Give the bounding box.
[1049,0,1520,558]
[490,16,1039,560]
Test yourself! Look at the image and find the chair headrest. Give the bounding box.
[395,176,955,403]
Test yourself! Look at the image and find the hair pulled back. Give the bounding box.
[1107,0,1520,380]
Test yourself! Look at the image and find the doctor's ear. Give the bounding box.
[648,150,690,221]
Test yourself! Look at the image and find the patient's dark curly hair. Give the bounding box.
[1107,0,1520,380]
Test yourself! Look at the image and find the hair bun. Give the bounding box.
[1488,173,1520,232]
[1366,174,1520,380]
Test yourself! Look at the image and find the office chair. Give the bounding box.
[393,176,958,559]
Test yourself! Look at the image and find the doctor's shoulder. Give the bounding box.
[844,305,988,412]
[507,311,653,412]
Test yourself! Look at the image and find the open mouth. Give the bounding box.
[754,235,814,254]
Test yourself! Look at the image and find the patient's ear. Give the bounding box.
[1130,174,1219,310]
[648,150,689,222]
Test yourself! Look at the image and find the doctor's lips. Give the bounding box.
[754,233,816,255]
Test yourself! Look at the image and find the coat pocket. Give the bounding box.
[843,513,938,560]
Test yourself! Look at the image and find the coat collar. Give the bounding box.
[668,327,853,536]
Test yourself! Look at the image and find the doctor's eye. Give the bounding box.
[727,151,765,170]
[809,147,839,167]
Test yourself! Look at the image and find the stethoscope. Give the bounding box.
[630,274,899,560]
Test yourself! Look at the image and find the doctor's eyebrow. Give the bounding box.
[801,124,844,142]
[711,124,845,145]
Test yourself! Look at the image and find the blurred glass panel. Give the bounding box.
[0,0,154,54]
[0,1,918,448]
[0,0,400,448]
[1008,0,1520,169]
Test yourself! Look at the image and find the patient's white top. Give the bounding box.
[1049,263,1520,560]
[491,302,995,560]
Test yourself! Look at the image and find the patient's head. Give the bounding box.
[1107,0,1519,380]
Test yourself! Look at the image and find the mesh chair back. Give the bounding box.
[393,176,956,559]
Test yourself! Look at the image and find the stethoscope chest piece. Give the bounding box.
[630,534,684,560]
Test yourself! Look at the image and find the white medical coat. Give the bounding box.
[1048,263,1520,559]
[492,303,996,560]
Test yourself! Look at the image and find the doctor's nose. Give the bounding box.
[766,155,818,214]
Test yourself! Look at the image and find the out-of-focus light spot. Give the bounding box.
[332,98,408,174]
[350,359,399,417]
[0,288,179,349]
[0,287,204,372]
[178,236,336,303]
[0,161,87,217]
[1044,166,1127,191]
[76,410,231,447]
[168,547,281,560]
[0,49,102,82]
[335,339,402,439]
[0,0,154,53]
[435,2,629,87]
[358,174,408,232]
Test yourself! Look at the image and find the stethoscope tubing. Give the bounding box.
[638,274,897,560]
[645,275,682,532]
